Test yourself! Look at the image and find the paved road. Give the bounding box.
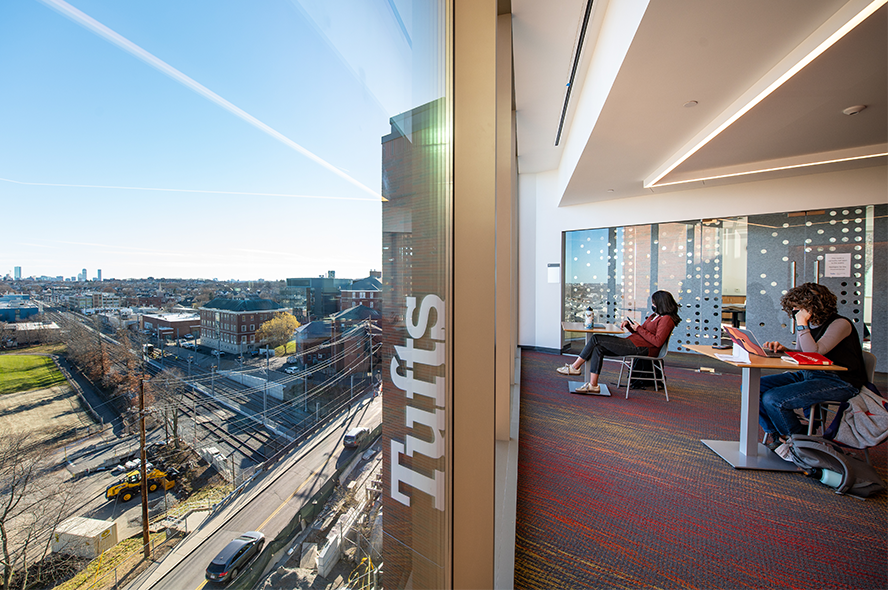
[133,394,382,590]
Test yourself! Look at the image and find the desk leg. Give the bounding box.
[702,366,796,471]
[739,367,759,456]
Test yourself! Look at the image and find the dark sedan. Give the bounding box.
[205,531,265,584]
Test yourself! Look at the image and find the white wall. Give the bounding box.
[518,164,888,350]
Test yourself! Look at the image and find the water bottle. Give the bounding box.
[583,307,594,329]
[818,468,842,488]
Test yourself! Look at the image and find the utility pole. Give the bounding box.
[264,348,269,427]
[188,356,196,447]
[139,379,151,559]
[211,365,216,397]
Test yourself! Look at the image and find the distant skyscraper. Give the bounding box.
[97,269,102,282]
[81,269,87,282]
[14,267,21,280]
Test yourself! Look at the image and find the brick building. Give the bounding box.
[139,312,201,340]
[199,298,289,354]
[381,99,448,589]
[339,276,382,311]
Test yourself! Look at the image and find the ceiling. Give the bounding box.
[511,0,888,207]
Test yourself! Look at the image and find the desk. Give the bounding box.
[684,344,846,471]
[561,322,627,396]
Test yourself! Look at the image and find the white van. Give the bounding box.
[343,427,370,448]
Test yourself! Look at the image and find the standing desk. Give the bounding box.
[684,344,846,471]
[561,322,627,397]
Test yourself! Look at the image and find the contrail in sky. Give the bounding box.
[0,176,377,202]
[36,0,385,202]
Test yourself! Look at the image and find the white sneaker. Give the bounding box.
[556,364,581,376]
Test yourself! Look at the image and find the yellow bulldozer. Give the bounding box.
[105,465,176,502]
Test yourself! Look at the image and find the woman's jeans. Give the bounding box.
[578,334,648,375]
[758,370,858,437]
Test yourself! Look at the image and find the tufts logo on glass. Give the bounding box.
[390,295,446,511]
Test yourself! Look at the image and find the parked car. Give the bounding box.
[344,426,370,448]
[286,356,299,364]
[181,341,195,350]
[205,531,265,584]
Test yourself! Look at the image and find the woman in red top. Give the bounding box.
[557,290,680,394]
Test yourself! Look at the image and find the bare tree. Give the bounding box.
[148,368,187,449]
[0,432,77,590]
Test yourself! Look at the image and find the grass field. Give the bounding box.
[0,355,66,395]
[0,343,67,356]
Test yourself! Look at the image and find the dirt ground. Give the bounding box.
[0,382,98,445]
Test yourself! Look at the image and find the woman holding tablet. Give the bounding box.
[759,283,867,447]
[556,290,680,394]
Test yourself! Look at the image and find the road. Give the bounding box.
[137,394,382,590]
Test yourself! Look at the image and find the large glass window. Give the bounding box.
[2,1,450,588]
[563,206,885,369]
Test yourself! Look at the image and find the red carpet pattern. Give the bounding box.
[515,350,888,590]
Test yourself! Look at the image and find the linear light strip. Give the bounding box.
[652,151,888,188]
[555,0,595,146]
[646,0,888,188]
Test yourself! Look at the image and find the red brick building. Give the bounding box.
[199,298,289,354]
[139,312,200,340]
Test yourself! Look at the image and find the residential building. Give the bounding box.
[339,276,382,311]
[199,298,289,354]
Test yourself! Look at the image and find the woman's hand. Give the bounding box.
[794,307,812,326]
[764,341,786,353]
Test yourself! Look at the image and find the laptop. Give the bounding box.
[722,325,783,358]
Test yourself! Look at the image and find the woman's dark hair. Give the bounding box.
[651,290,681,326]
[780,282,837,325]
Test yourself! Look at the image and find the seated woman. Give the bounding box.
[557,290,680,394]
[760,283,867,447]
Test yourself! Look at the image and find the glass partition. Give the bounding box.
[563,205,885,369]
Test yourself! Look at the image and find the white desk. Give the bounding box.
[684,344,846,471]
[561,322,627,397]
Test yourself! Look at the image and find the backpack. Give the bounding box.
[786,435,885,498]
[821,383,888,448]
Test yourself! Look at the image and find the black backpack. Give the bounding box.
[786,435,885,498]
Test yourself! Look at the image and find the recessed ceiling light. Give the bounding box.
[843,104,867,115]
[607,189,615,192]
[683,101,698,108]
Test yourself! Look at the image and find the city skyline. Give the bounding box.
[1,0,431,281]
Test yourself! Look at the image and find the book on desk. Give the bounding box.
[780,351,833,365]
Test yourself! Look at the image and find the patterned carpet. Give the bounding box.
[515,350,888,590]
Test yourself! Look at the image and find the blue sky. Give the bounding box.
[1,0,438,281]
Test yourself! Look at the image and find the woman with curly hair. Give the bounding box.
[759,282,867,447]
[556,290,680,394]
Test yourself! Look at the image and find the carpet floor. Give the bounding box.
[515,349,888,590]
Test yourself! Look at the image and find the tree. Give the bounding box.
[256,312,301,349]
[148,368,186,448]
[0,432,77,590]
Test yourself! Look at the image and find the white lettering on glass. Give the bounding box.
[390,294,445,511]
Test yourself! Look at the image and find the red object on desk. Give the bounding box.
[781,351,833,365]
